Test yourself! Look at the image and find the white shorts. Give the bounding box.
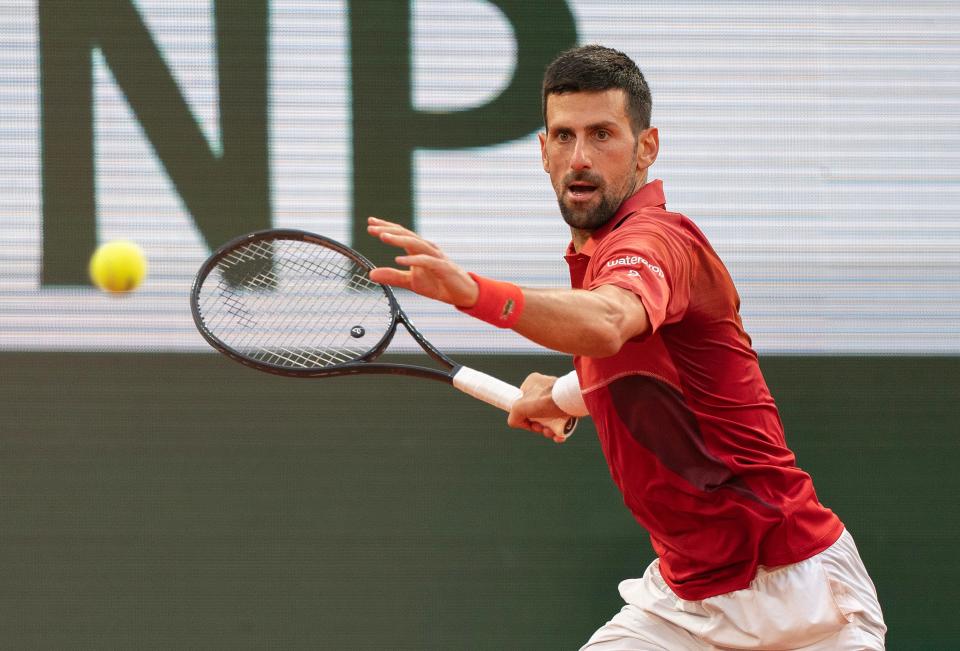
[580,529,886,650]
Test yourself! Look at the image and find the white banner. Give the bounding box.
[1,1,958,353]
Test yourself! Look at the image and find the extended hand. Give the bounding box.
[367,217,479,307]
[508,372,571,443]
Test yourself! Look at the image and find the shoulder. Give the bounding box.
[596,208,692,258]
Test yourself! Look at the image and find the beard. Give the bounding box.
[556,169,638,231]
[558,190,621,230]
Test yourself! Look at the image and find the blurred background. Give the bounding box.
[2,1,958,648]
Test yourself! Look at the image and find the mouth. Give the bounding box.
[566,182,599,202]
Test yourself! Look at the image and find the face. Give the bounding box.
[539,89,657,232]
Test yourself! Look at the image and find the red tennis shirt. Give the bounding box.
[566,180,843,600]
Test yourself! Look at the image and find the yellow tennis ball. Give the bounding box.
[88,240,148,293]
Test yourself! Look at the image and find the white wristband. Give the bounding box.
[551,370,589,417]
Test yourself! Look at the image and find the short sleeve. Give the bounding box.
[587,224,691,334]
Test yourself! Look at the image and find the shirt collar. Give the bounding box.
[566,179,666,257]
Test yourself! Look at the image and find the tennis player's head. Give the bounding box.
[540,45,659,232]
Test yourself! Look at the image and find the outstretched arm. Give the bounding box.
[367,217,649,358]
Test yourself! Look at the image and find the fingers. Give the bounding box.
[528,419,569,444]
[506,407,528,431]
[369,254,449,286]
[367,216,411,234]
[507,415,568,444]
[506,411,544,435]
[386,234,445,258]
[368,267,412,288]
[508,395,568,445]
[367,217,444,257]
[366,217,453,295]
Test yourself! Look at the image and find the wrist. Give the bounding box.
[457,272,524,328]
[551,370,589,417]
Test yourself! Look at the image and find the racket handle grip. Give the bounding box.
[451,366,578,442]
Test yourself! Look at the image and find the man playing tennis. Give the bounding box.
[368,45,885,650]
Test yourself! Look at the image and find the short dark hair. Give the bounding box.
[542,45,652,134]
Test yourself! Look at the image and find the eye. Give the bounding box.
[596,129,610,141]
[556,131,571,143]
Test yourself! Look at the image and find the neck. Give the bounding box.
[570,228,591,252]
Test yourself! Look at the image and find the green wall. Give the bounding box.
[1,353,958,649]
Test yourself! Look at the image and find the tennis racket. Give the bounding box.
[190,229,577,441]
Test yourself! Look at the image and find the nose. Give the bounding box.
[570,139,591,170]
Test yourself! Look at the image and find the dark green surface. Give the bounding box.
[1,353,958,649]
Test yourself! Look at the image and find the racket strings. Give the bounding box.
[270,251,383,366]
[196,238,393,370]
[242,241,385,364]
[210,247,378,367]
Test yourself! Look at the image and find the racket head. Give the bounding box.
[190,229,400,377]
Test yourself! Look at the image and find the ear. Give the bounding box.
[538,131,549,172]
[636,127,659,171]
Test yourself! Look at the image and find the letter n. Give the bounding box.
[39,0,270,285]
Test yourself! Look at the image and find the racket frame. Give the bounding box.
[190,228,462,383]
